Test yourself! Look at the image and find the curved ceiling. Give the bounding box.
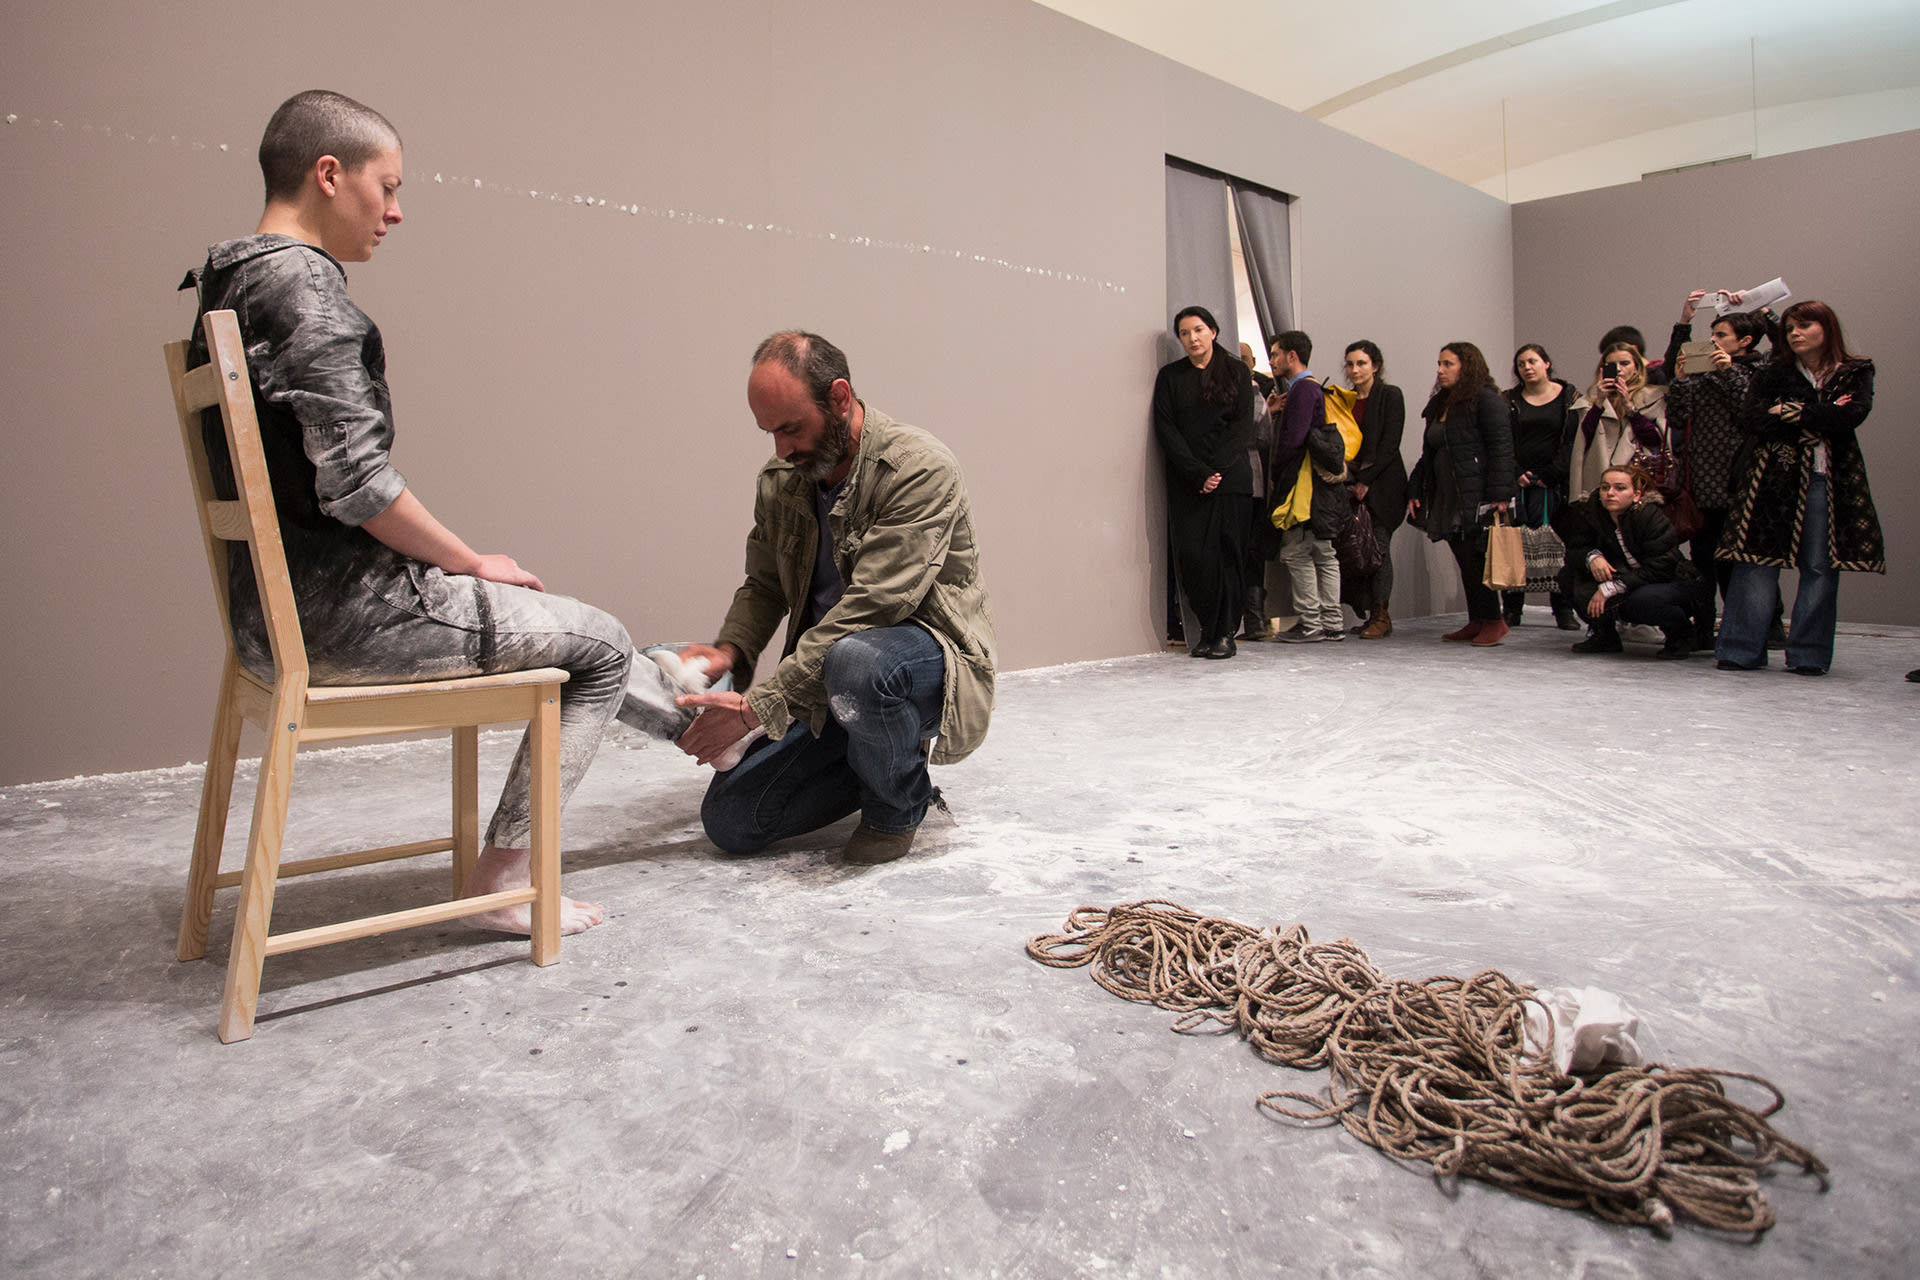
[1033,0,1920,202]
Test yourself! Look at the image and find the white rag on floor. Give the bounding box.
[1522,986,1645,1074]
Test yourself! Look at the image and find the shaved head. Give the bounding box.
[258,90,402,202]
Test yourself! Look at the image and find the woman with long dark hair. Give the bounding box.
[1152,305,1256,658]
[1716,300,1884,675]
[1504,343,1582,630]
[1407,342,1516,645]
[1339,340,1407,639]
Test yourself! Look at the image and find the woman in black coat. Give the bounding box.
[1152,305,1256,658]
[1554,464,1705,658]
[1716,300,1884,675]
[1338,340,1407,638]
[1503,343,1582,631]
[1407,341,1516,646]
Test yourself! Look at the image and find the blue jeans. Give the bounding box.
[1718,473,1839,671]
[702,625,945,855]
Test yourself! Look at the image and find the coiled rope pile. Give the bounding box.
[1026,900,1827,1236]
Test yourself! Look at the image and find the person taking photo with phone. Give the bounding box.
[1563,342,1668,502]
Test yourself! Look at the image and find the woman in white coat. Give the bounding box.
[1563,342,1668,500]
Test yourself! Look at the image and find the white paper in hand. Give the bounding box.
[1724,277,1791,314]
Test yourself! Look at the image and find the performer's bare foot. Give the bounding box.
[460,845,604,935]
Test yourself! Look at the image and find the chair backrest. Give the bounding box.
[165,310,309,681]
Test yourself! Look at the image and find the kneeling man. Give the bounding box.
[676,332,996,863]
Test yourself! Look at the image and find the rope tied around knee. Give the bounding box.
[1026,900,1827,1237]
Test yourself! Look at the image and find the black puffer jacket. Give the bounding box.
[1304,420,1352,541]
[1409,385,1515,538]
[1554,493,1700,600]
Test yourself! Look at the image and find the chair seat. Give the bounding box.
[231,666,571,742]
[302,667,573,703]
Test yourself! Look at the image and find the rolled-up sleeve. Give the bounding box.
[255,255,406,527]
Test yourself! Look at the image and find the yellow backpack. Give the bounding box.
[1271,378,1363,529]
[1321,384,1364,461]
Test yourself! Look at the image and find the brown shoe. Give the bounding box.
[1471,619,1509,646]
[1358,604,1393,639]
[844,824,918,865]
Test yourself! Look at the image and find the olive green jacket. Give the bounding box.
[716,406,996,763]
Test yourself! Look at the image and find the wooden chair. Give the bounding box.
[167,309,570,1043]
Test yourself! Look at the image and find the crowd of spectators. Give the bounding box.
[1153,292,1886,676]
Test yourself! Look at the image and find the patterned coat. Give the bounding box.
[1718,358,1884,572]
[1664,359,1756,509]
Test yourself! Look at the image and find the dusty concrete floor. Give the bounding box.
[3,614,1917,1279]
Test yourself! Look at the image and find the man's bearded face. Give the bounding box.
[793,402,853,483]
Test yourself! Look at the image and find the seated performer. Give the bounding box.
[673,332,997,864]
[183,90,687,934]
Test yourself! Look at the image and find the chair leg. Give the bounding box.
[180,658,247,962]
[217,687,304,1044]
[451,726,480,896]
[528,687,562,966]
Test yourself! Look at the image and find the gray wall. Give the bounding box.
[1514,128,1920,625]
[0,0,1513,785]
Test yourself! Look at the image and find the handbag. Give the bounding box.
[1514,489,1566,594]
[1659,433,1706,540]
[1521,525,1566,595]
[1661,486,1705,541]
[1482,510,1527,591]
[1334,492,1383,576]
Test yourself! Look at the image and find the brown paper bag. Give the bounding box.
[1483,512,1526,591]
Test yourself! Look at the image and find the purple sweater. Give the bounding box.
[1271,372,1326,476]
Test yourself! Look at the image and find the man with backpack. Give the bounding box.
[1265,331,1351,643]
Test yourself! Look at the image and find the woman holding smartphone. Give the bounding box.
[1564,343,1668,502]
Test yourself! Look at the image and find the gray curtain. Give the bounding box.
[1231,184,1293,348]
[1164,164,1236,363]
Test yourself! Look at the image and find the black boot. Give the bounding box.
[1503,592,1524,627]
[1656,631,1694,659]
[1572,627,1624,654]
[1238,585,1268,641]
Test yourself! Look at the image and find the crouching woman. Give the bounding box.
[1555,465,1706,658]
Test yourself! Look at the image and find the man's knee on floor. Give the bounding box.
[700,787,769,858]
